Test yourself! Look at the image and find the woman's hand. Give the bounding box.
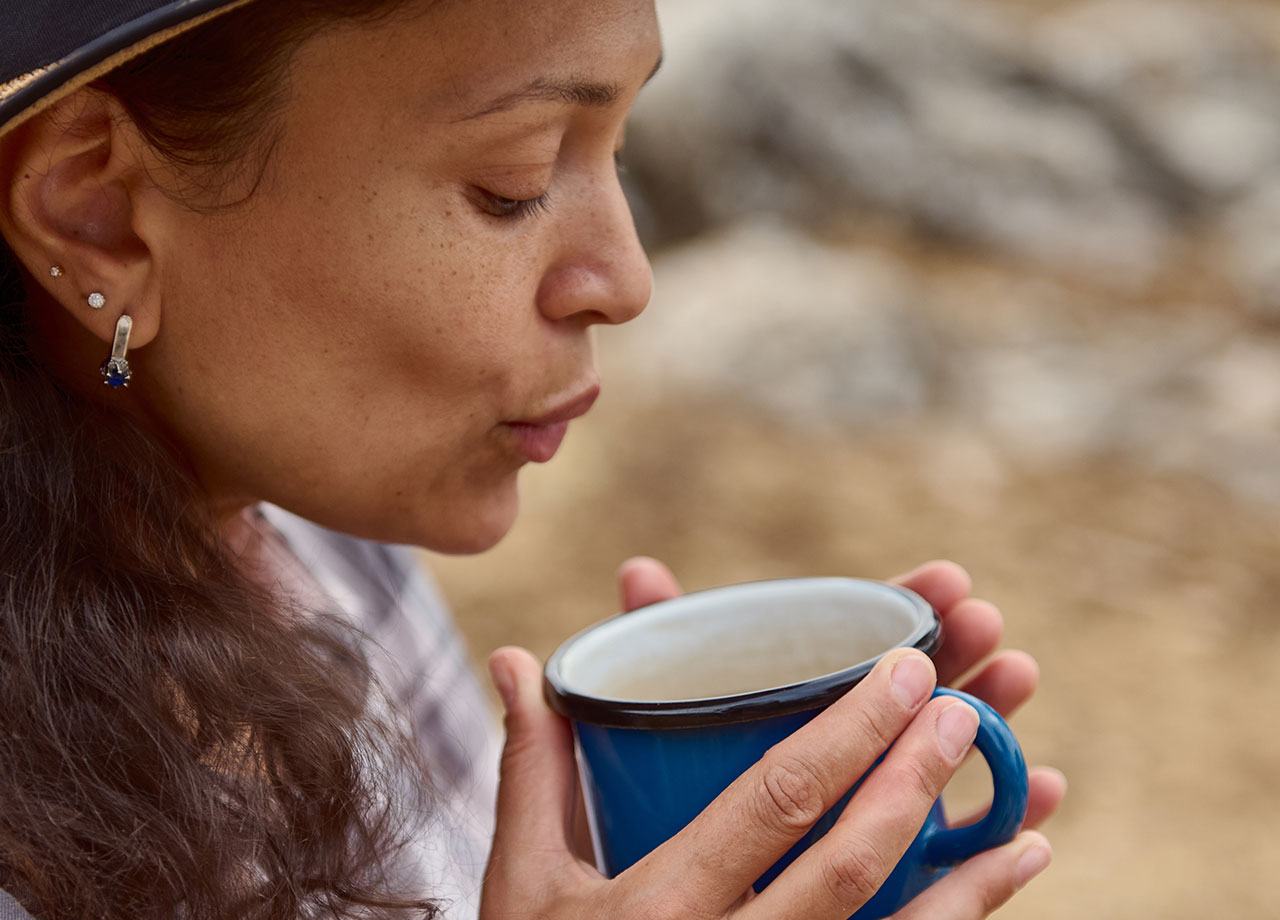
[883,561,1066,834]
[485,640,1044,920]
[613,556,1066,917]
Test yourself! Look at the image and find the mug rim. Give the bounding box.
[543,577,943,729]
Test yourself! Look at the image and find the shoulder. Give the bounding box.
[249,505,500,913]
[252,504,484,725]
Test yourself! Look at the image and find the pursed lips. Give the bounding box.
[502,382,600,463]
[511,383,601,427]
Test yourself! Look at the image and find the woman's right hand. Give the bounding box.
[482,646,1052,920]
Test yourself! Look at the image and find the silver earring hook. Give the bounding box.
[100,315,133,389]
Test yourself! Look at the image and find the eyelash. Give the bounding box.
[484,192,552,221]
[478,151,628,222]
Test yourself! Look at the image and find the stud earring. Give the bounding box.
[100,315,133,389]
[49,265,64,277]
[88,292,106,310]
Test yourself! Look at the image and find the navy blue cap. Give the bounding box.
[1,0,254,137]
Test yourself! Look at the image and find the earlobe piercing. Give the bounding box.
[49,265,64,277]
[88,292,106,310]
[99,315,133,389]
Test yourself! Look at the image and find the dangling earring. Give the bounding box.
[100,315,134,389]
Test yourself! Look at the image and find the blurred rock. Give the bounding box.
[1222,177,1280,321]
[632,0,1280,305]
[609,221,1280,505]
[611,222,933,425]
[614,0,1280,506]
[1036,0,1280,198]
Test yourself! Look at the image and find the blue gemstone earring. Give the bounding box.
[100,314,133,389]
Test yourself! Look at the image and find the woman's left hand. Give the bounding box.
[616,556,1067,913]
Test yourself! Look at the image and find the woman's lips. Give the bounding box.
[504,421,571,463]
[504,384,600,463]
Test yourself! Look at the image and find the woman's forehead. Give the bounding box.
[303,0,661,117]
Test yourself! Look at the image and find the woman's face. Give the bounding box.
[141,0,660,551]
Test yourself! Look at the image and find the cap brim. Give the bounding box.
[0,0,257,141]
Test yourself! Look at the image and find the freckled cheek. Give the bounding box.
[275,181,538,407]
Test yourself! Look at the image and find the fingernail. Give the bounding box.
[1015,838,1053,887]
[891,654,933,708]
[936,702,979,761]
[489,658,517,712]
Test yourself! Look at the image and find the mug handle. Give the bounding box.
[921,687,1029,866]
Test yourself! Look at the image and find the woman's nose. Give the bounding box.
[535,175,653,327]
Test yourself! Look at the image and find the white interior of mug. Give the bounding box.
[552,578,930,703]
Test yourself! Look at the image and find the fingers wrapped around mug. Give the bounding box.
[891,830,1053,920]
[542,576,1033,920]
[892,562,1040,720]
[614,649,945,916]
[735,690,980,919]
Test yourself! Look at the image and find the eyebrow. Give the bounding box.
[455,55,664,122]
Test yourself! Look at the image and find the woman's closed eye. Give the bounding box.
[476,188,553,221]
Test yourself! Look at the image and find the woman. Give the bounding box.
[0,1,1065,918]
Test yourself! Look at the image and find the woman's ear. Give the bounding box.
[0,87,163,350]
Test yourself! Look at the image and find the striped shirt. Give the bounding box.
[0,504,502,919]
[0,891,30,920]
[257,504,501,918]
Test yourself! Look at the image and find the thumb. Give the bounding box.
[486,647,581,885]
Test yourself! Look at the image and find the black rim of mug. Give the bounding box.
[543,580,944,730]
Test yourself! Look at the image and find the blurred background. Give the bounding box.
[427,1,1280,917]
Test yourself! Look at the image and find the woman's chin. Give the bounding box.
[412,487,521,555]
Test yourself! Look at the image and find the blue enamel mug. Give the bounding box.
[544,578,1029,920]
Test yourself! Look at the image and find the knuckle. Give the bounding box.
[852,697,903,753]
[496,734,537,781]
[626,903,682,920]
[821,835,889,907]
[892,750,948,805]
[755,754,830,835]
[611,888,719,920]
[982,878,1017,914]
[937,868,1013,920]
[661,896,723,920]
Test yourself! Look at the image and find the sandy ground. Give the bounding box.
[427,239,1280,918]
